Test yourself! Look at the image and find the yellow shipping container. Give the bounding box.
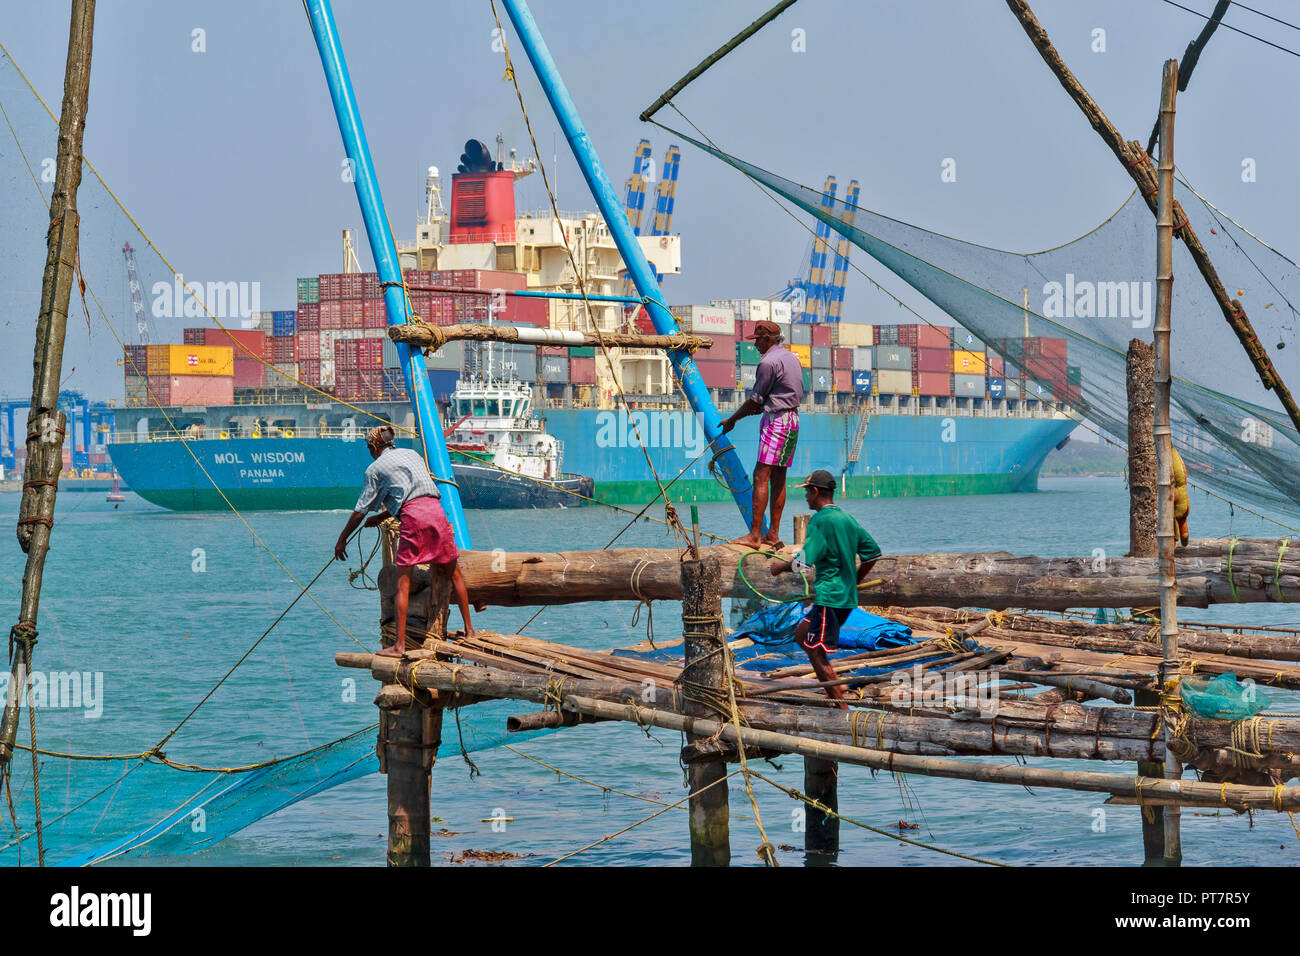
[952,350,987,375]
[791,344,812,368]
[832,323,874,347]
[147,344,234,377]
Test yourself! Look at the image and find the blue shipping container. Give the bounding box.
[272,311,297,337]
[424,368,460,401]
[988,377,1005,398]
[852,370,873,395]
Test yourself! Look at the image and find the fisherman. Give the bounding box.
[333,425,474,658]
[770,469,881,710]
[720,319,804,548]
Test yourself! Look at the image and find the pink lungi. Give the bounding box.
[394,496,459,567]
[757,410,799,467]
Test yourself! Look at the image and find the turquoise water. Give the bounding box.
[1,477,1297,867]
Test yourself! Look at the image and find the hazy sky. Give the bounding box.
[2,0,1297,402]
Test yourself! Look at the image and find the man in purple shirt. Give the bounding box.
[720,320,805,547]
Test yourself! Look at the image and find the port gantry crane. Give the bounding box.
[778,175,859,323]
[121,241,149,345]
[621,140,682,298]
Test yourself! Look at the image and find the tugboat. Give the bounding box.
[445,376,594,508]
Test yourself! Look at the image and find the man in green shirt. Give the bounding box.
[771,469,882,709]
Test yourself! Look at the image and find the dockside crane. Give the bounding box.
[778,175,859,323]
[122,241,149,345]
[824,179,859,322]
[622,139,653,235]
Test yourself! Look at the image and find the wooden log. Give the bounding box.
[388,321,713,354]
[680,558,730,866]
[455,541,1300,610]
[1127,339,1157,559]
[562,694,1300,812]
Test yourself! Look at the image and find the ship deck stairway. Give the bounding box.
[847,409,871,463]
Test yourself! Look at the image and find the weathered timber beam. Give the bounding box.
[387,322,712,353]
[449,540,1300,609]
[336,653,1300,769]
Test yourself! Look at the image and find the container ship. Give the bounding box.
[105,138,1078,511]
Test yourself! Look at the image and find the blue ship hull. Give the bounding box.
[108,408,1074,511]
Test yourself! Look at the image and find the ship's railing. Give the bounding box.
[109,425,372,444]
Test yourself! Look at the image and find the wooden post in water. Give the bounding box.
[1126,338,1166,863]
[792,513,840,858]
[680,557,730,866]
[1153,59,1183,867]
[377,528,449,867]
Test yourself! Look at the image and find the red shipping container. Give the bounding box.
[916,347,951,373]
[233,358,266,389]
[505,293,547,327]
[917,371,952,396]
[569,357,597,384]
[832,368,851,392]
[183,327,205,345]
[704,333,736,362]
[1024,336,1068,358]
[296,330,320,361]
[299,361,321,387]
[538,346,568,356]
[148,374,234,406]
[200,328,265,357]
[811,324,832,348]
[697,359,737,389]
[738,319,756,341]
[362,298,386,328]
[340,301,365,329]
[358,337,384,368]
[362,272,380,297]
[319,301,342,329]
[1025,356,1067,380]
[297,303,320,330]
[340,273,364,299]
[832,347,853,370]
[988,354,1004,376]
[896,324,949,350]
[335,339,358,371]
[319,273,344,300]
[403,269,433,288]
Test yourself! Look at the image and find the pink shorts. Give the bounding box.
[394,496,459,567]
[757,410,799,467]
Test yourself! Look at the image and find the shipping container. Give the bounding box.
[197,328,267,359]
[269,362,298,385]
[147,374,234,406]
[426,369,460,401]
[297,302,320,331]
[319,273,344,300]
[810,324,831,348]
[987,354,1004,376]
[668,305,735,335]
[952,350,987,375]
[737,342,761,365]
[740,364,757,389]
[697,359,736,389]
[425,340,465,372]
[124,375,148,405]
[951,327,985,351]
[876,368,912,394]
[832,368,851,392]
[1003,379,1021,399]
[809,369,832,393]
[987,377,1005,399]
[953,373,985,397]
[1024,336,1068,358]
[896,324,949,350]
[705,333,737,363]
[832,323,874,347]
[492,343,538,383]
[789,324,812,346]
[297,276,320,305]
[272,311,297,337]
[1024,356,1067,381]
[233,358,266,389]
[339,273,364,299]
[769,301,792,323]
[540,356,569,383]
[811,346,831,369]
[852,370,872,395]
[874,325,899,346]
[296,330,321,362]
[790,344,812,368]
[569,356,597,384]
[916,347,951,373]
[183,327,204,345]
[269,335,296,363]
[801,368,811,393]
[146,344,234,377]
[852,346,873,370]
[1067,365,1082,385]
[875,346,912,371]
[917,371,952,396]
[361,272,380,298]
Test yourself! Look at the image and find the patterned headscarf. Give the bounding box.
[366,425,395,453]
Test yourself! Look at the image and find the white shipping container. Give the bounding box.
[853,346,874,370]
[670,305,735,335]
[833,323,874,347]
[747,299,771,323]
[876,368,912,394]
[769,301,792,323]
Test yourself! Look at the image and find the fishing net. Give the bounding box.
[662,128,1300,522]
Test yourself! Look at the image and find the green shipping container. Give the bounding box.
[738,342,761,365]
[801,368,811,392]
[570,346,596,358]
[297,277,320,305]
[1067,365,1081,385]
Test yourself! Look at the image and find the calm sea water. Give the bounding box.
[1,476,1297,867]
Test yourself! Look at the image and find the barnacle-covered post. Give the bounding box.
[680,557,730,866]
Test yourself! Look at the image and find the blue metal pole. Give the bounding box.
[498,0,759,532]
[304,0,470,547]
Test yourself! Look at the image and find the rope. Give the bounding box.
[22,640,43,866]
[1276,541,1289,602]
[1228,536,1241,602]
[736,550,810,604]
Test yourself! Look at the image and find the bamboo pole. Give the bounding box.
[387,321,713,354]
[1153,59,1182,867]
[1004,0,1300,436]
[680,558,730,866]
[2,0,96,768]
